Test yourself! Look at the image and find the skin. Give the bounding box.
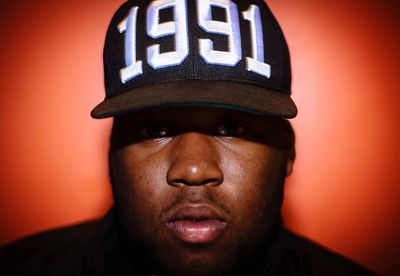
[109,107,294,275]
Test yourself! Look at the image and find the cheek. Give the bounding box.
[110,147,169,231]
[219,143,285,223]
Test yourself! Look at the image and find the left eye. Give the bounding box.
[216,121,245,137]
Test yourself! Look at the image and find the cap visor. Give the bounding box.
[91,80,297,119]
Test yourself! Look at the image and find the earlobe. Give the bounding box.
[286,159,293,176]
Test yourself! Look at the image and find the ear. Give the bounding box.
[282,120,295,176]
[286,158,294,176]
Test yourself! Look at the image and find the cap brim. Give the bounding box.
[91,80,297,119]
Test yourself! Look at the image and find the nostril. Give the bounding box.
[170,179,190,187]
[201,178,223,186]
[169,177,223,187]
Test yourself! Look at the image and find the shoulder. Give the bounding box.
[281,228,375,275]
[0,218,102,276]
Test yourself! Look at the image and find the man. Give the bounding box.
[1,0,372,275]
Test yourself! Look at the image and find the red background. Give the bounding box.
[0,1,399,274]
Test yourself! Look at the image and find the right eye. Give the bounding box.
[139,122,172,139]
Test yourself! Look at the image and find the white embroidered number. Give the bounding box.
[197,0,242,66]
[147,0,189,69]
[118,1,271,84]
[118,7,143,84]
[243,5,271,78]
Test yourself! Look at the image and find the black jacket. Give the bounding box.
[0,209,373,275]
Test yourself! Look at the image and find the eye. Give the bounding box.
[216,120,245,137]
[139,122,172,139]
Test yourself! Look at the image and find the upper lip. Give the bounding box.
[163,204,227,223]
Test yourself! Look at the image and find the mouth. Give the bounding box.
[164,205,228,244]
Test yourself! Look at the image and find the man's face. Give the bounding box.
[109,107,293,275]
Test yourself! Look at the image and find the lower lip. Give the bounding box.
[166,219,227,244]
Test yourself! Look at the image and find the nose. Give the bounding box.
[167,132,223,187]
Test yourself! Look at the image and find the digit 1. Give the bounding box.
[242,5,271,78]
[118,7,143,84]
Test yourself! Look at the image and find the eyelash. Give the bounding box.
[137,121,172,139]
[217,121,246,137]
[136,120,248,140]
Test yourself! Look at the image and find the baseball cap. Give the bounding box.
[91,0,297,119]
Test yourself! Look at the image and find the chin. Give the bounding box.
[154,250,238,276]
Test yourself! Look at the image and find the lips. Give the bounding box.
[164,204,228,244]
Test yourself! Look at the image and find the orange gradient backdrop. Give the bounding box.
[0,1,399,275]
